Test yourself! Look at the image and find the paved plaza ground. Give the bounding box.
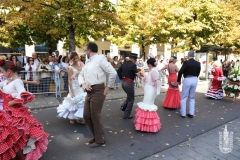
[25,80,240,160]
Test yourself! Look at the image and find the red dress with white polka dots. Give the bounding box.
[0,79,49,160]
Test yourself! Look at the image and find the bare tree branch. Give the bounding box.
[39,3,59,10]
[54,0,62,8]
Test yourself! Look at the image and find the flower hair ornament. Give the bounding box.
[9,61,14,69]
[0,56,6,66]
[154,61,158,66]
[0,60,4,66]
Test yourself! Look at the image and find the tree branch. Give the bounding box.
[39,3,60,10]
[54,0,62,8]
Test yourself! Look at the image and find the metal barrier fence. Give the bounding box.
[19,70,69,98]
[18,68,152,98]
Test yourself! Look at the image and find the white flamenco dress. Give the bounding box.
[57,66,87,119]
[134,67,161,132]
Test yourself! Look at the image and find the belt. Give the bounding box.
[122,77,134,82]
[185,75,197,78]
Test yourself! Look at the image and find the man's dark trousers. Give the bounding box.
[121,81,135,118]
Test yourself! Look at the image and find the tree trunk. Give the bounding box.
[142,37,146,60]
[48,44,53,55]
[69,17,75,53]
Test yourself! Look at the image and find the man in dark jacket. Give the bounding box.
[177,51,201,118]
[117,53,140,119]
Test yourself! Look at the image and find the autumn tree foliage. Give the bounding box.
[0,0,118,52]
[109,0,240,53]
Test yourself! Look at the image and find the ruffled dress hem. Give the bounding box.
[0,92,49,160]
[134,108,161,133]
[205,87,223,99]
[57,91,87,119]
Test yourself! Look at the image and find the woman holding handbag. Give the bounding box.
[161,56,181,109]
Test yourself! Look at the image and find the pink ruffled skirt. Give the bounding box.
[134,108,161,132]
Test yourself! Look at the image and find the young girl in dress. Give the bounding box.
[57,52,86,124]
[0,59,49,160]
[0,56,39,110]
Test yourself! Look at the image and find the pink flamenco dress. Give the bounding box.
[205,67,225,99]
[134,67,161,132]
[162,64,181,108]
[0,79,49,160]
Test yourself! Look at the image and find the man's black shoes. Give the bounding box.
[187,114,194,118]
[123,116,134,119]
[120,106,126,111]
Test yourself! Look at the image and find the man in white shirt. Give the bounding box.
[78,42,117,148]
[32,52,40,69]
[17,49,28,69]
[17,49,28,80]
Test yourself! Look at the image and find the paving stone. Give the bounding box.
[178,154,195,160]
[193,147,215,157]
[226,154,239,160]
[183,147,198,157]
[192,154,208,160]
[166,147,185,157]
[210,155,226,160]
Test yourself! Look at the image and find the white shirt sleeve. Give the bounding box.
[99,58,117,88]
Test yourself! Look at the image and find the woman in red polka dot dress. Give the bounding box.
[0,59,49,160]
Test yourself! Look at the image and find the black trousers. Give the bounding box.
[121,81,135,118]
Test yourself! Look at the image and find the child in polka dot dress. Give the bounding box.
[0,58,49,159]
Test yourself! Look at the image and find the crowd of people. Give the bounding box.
[4,49,88,98]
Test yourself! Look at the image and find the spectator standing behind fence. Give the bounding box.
[10,55,19,65]
[80,55,86,64]
[136,58,145,88]
[17,49,28,70]
[32,52,40,69]
[17,49,28,80]
[6,53,11,61]
[48,55,54,66]
[61,56,70,94]
[38,58,51,97]
[111,56,122,89]
[52,58,64,99]
[25,57,38,93]
[37,53,42,63]
[55,50,62,63]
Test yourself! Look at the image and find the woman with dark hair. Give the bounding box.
[10,55,19,65]
[57,51,86,124]
[38,58,51,96]
[111,56,121,88]
[25,57,38,93]
[134,57,161,132]
[0,58,48,159]
[161,56,181,109]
